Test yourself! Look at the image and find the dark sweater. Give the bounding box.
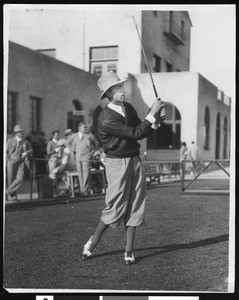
[98,102,153,158]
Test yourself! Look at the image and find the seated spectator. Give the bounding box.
[90,149,107,194]
[50,139,77,196]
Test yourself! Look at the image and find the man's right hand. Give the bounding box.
[149,98,165,117]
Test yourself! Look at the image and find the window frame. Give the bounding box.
[147,102,181,150]
[89,45,118,76]
[7,91,17,133]
[29,96,42,132]
[203,106,210,150]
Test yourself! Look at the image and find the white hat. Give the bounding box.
[97,71,127,100]
[57,139,66,147]
[13,125,23,133]
[65,129,72,136]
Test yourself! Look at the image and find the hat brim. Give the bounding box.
[100,78,127,100]
[14,130,23,133]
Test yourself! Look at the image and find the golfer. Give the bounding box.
[81,71,165,264]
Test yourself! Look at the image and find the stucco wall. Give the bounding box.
[7,42,231,162]
[7,41,103,140]
[142,11,191,72]
[127,72,230,161]
[197,74,231,160]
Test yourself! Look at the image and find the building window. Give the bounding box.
[215,113,221,159]
[203,106,210,150]
[29,96,42,132]
[90,46,118,76]
[153,54,161,72]
[147,103,181,149]
[153,11,158,18]
[181,20,185,40]
[166,61,172,72]
[223,117,228,159]
[7,91,17,133]
[37,49,56,58]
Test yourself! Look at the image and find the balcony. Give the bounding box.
[163,20,186,45]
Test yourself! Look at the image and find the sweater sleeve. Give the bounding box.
[100,113,153,140]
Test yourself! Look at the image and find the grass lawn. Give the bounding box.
[3,181,230,292]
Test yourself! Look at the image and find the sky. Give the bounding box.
[188,5,235,99]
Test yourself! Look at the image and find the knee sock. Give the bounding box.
[91,220,109,245]
[125,226,136,252]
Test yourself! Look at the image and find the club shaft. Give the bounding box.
[132,16,159,98]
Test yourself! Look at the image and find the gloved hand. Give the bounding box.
[148,98,165,117]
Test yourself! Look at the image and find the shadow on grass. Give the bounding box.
[90,234,229,262]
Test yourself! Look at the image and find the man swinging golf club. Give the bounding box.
[81,71,165,264]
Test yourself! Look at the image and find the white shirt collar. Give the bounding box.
[78,132,83,140]
[108,102,125,117]
[52,138,58,144]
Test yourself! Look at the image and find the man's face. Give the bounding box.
[15,131,23,138]
[78,124,88,133]
[111,83,126,103]
[53,132,60,140]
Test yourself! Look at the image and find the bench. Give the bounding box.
[170,162,181,178]
[65,169,107,198]
[144,161,181,186]
[144,163,161,185]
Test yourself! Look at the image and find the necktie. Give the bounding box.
[121,104,126,117]
[18,140,23,155]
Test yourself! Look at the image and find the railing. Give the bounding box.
[163,20,186,45]
[181,159,230,193]
[143,161,181,185]
[26,157,106,200]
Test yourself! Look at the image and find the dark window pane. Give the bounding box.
[107,63,117,73]
[164,103,173,120]
[92,64,102,76]
[175,107,181,120]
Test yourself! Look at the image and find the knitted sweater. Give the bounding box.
[98,102,153,158]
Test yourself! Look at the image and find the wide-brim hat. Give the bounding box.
[97,71,127,100]
[65,129,72,136]
[57,139,66,147]
[13,125,23,133]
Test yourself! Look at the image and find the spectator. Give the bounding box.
[47,130,60,196]
[187,141,200,176]
[5,125,33,201]
[90,149,106,194]
[49,139,71,195]
[180,142,188,161]
[65,122,99,196]
[179,141,188,177]
[33,131,48,175]
[64,129,75,167]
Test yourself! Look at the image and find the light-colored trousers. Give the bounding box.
[76,155,91,194]
[6,161,24,195]
[101,156,146,228]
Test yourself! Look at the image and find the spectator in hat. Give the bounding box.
[63,129,77,173]
[5,125,33,201]
[65,122,99,196]
[47,130,61,196]
[81,71,165,264]
[179,141,188,177]
[187,141,200,176]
